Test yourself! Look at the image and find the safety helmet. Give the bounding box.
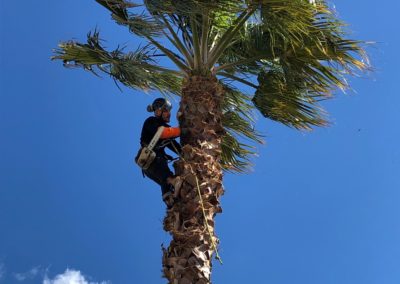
[147,98,172,112]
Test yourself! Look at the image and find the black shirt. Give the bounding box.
[140,116,181,157]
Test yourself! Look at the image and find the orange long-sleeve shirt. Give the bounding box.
[160,127,181,139]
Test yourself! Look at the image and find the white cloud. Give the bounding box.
[14,266,41,281]
[43,269,110,284]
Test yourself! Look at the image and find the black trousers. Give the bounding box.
[143,156,174,195]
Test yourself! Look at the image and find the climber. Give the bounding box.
[136,98,181,207]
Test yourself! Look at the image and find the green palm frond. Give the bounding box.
[215,0,368,130]
[221,132,257,173]
[52,31,182,95]
[95,0,139,17]
[221,83,262,142]
[253,69,329,130]
[220,82,264,172]
[96,0,164,37]
[96,0,192,72]
[258,0,316,53]
[218,1,368,71]
[144,0,244,15]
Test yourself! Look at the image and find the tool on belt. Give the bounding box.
[135,126,165,170]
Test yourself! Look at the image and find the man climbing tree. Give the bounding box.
[53,0,369,283]
[136,98,181,207]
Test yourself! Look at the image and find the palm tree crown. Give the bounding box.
[53,0,368,172]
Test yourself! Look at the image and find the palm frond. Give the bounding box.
[221,132,257,173]
[52,31,183,95]
[214,0,368,130]
[95,0,139,17]
[252,68,329,130]
[220,82,264,172]
[96,0,164,37]
[144,0,244,16]
[96,0,193,73]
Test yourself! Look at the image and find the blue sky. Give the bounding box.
[1,1,399,283]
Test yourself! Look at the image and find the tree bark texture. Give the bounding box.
[162,76,225,284]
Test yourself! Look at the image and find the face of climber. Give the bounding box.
[162,108,171,122]
[155,108,171,123]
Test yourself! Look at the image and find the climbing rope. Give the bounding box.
[193,169,223,264]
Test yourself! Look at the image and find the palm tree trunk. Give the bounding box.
[162,76,225,284]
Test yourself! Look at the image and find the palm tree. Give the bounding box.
[52,0,368,283]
